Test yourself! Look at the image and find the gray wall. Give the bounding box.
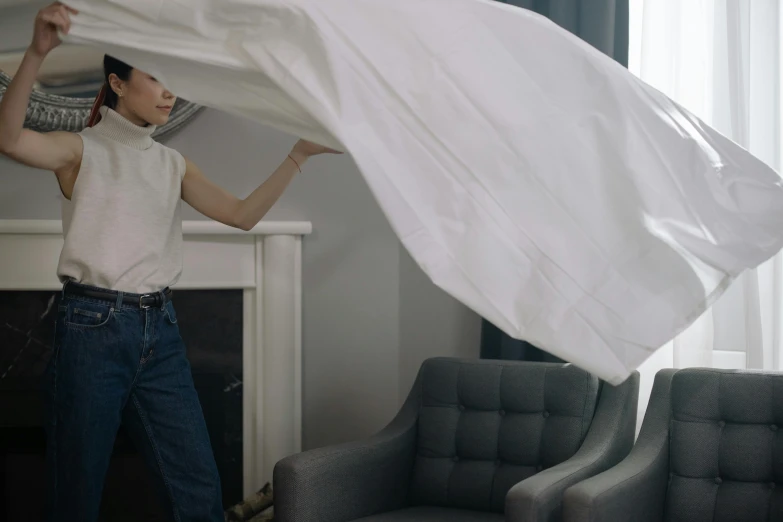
[0,108,481,448]
[0,2,41,52]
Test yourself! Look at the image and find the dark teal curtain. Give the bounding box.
[498,0,629,65]
[481,0,629,362]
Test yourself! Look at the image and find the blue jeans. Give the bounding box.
[43,281,223,522]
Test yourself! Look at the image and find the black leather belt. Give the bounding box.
[65,284,173,309]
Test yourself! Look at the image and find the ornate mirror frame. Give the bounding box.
[0,70,203,141]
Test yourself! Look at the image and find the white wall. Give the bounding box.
[0,108,481,449]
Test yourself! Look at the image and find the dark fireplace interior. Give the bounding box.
[0,289,244,521]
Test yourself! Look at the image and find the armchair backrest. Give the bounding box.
[409,358,600,512]
[666,369,783,521]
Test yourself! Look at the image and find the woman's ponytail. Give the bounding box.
[86,55,133,127]
[86,83,107,127]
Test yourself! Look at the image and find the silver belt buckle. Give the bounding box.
[139,294,153,309]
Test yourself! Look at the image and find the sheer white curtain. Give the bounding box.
[629,0,783,429]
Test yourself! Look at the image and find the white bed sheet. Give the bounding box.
[62,0,783,383]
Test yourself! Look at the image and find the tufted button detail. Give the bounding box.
[542,411,550,418]
[495,459,502,466]
[536,464,543,472]
[771,425,779,432]
[458,404,465,411]
[499,409,506,416]
[714,477,723,485]
[717,420,725,428]
[452,456,460,463]
[771,483,777,490]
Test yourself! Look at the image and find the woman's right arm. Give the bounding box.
[0,2,82,175]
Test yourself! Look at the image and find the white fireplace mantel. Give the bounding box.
[0,219,309,496]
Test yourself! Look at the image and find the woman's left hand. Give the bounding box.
[291,139,343,158]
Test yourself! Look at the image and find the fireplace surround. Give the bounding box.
[0,219,309,517]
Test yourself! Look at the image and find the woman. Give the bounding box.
[0,3,337,521]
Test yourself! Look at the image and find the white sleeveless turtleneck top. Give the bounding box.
[57,106,187,294]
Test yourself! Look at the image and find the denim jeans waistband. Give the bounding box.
[61,280,172,310]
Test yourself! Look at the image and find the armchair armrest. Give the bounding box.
[506,371,640,522]
[563,369,676,522]
[274,391,419,522]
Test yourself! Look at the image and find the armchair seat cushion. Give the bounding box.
[353,506,505,521]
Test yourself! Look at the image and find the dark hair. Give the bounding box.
[102,55,133,109]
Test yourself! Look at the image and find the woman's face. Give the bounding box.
[110,69,177,126]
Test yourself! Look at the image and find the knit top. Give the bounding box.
[57,106,187,294]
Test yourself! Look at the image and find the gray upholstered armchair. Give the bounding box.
[274,357,639,522]
[564,368,783,522]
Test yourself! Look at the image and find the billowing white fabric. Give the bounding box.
[62,0,783,384]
